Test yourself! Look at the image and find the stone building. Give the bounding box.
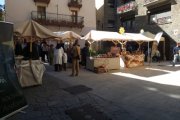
[96,0,118,31]
[116,0,180,60]
[5,0,96,36]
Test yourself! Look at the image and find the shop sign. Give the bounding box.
[144,0,158,5]
[156,16,171,25]
[117,1,137,14]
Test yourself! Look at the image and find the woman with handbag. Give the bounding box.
[70,39,81,76]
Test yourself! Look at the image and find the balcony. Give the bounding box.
[68,0,82,11]
[143,0,169,7]
[34,0,50,4]
[31,11,84,28]
[117,1,137,14]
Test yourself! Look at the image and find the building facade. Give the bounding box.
[96,0,118,32]
[117,0,180,60]
[5,0,96,36]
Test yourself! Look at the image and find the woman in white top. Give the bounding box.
[54,44,64,71]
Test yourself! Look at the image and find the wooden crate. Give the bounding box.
[94,67,107,73]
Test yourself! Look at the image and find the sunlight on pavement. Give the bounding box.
[145,87,158,91]
[144,87,180,99]
[112,70,180,87]
[145,67,173,73]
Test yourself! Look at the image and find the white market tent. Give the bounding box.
[53,31,81,40]
[81,30,133,49]
[124,33,155,42]
[82,30,132,42]
[54,31,85,48]
[143,31,165,41]
[124,33,155,51]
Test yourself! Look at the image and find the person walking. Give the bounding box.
[172,43,180,66]
[70,39,81,76]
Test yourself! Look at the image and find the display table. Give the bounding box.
[86,53,145,72]
[86,57,121,71]
[16,60,46,87]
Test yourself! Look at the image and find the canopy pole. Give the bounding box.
[136,41,144,52]
[148,41,151,66]
[118,40,127,52]
[88,40,94,57]
[29,36,32,65]
[112,40,118,46]
[163,40,166,61]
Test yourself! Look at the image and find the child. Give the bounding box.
[63,50,68,71]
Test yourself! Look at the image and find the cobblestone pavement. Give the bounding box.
[7,62,180,120]
[7,70,136,120]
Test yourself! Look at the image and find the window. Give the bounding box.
[37,6,46,19]
[108,0,115,8]
[121,19,135,31]
[72,11,78,23]
[107,20,115,28]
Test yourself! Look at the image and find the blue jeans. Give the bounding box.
[172,54,180,66]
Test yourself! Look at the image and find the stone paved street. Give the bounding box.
[7,62,180,120]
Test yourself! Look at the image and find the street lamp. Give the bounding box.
[140,29,144,34]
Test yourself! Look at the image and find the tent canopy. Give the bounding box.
[15,20,58,39]
[81,30,132,42]
[124,33,155,42]
[143,31,165,41]
[53,31,81,41]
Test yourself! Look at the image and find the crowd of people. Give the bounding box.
[14,38,90,76]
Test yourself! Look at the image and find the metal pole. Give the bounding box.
[148,41,150,65]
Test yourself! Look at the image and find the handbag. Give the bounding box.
[76,55,80,60]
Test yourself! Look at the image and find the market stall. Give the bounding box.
[82,30,132,72]
[15,20,58,87]
[16,60,45,87]
[123,33,155,67]
[82,30,159,72]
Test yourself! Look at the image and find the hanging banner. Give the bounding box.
[0,22,27,120]
[154,32,163,43]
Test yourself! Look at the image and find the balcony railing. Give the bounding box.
[117,1,137,14]
[68,0,82,9]
[144,0,168,6]
[31,11,84,28]
[34,0,50,4]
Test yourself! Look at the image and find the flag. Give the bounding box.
[154,32,163,43]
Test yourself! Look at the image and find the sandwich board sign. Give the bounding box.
[0,22,27,120]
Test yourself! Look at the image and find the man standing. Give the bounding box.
[70,39,81,76]
[172,43,180,66]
